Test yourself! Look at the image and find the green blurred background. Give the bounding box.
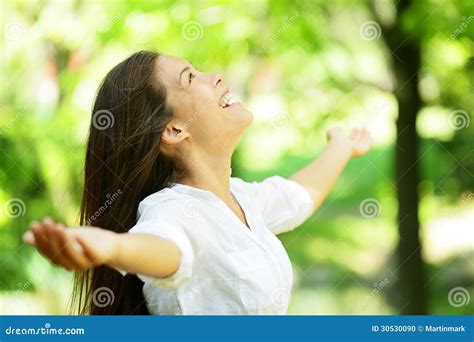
[0,0,472,315]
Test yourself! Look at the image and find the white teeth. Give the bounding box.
[219,92,238,108]
[227,93,237,105]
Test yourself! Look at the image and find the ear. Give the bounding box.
[161,121,190,145]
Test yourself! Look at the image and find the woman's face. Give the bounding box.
[156,55,253,152]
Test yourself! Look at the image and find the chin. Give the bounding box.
[221,105,253,136]
[242,108,254,127]
[234,105,253,126]
[226,110,253,140]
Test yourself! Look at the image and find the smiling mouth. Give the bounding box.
[218,91,239,108]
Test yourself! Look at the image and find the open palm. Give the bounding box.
[23,217,117,271]
[327,127,372,157]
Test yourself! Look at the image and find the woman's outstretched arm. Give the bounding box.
[289,127,372,213]
[22,217,181,278]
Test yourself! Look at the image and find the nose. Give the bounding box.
[212,73,223,87]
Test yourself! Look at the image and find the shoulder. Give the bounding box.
[231,175,313,211]
[130,187,193,241]
[136,187,189,221]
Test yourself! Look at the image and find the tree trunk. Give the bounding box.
[378,0,428,314]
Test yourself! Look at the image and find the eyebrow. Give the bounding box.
[179,65,191,85]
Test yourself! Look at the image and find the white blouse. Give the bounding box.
[118,175,314,315]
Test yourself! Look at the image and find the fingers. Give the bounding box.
[24,217,90,270]
[350,127,371,143]
[359,128,372,148]
[42,218,63,264]
[54,223,93,269]
[350,127,372,156]
[30,220,55,261]
[22,230,35,245]
[42,218,78,270]
[350,127,365,139]
[349,128,358,139]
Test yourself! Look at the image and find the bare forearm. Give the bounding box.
[24,218,183,277]
[107,233,181,278]
[290,142,352,212]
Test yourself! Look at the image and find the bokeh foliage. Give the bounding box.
[1,0,472,314]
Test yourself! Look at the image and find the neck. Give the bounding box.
[177,149,233,203]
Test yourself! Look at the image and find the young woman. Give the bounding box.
[23,51,372,315]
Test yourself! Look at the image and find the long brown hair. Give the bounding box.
[70,50,182,315]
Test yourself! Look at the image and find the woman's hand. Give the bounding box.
[290,127,373,213]
[327,127,372,158]
[23,217,119,271]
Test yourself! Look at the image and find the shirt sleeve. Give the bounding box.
[234,175,314,235]
[114,202,194,290]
